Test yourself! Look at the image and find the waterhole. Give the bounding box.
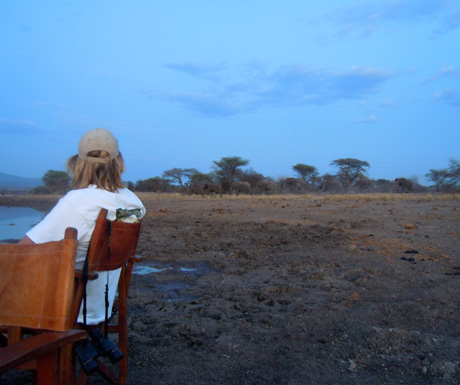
[132,260,213,302]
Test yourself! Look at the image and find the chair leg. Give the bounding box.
[36,350,60,385]
[76,366,89,385]
[7,327,36,370]
[60,344,77,385]
[118,324,128,384]
[117,270,129,384]
[74,262,136,385]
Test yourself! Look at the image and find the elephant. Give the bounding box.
[255,180,277,195]
[230,181,251,196]
[354,178,373,193]
[189,182,222,197]
[279,178,304,194]
[394,178,413,193]
[202,182,222,198]
[320,179,342,193]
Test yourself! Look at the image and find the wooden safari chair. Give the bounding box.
[73,208,142,385]
[0,227,86,385]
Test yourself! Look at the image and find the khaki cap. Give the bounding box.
[78,128,119,163]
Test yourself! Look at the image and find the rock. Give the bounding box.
[347,359,357,372]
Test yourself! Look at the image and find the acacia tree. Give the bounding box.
[189,171,214,185]
[239,168,265,188]
[42,170,71,193]
[163,168,198,191]
[30,170,71,194]
[187,171,215,194]
[319,173,342,193]
[212,156,249,193]
[292,164,318,185]
[135,177,171,192]
[330,158,370,190]
[426,158,460,191]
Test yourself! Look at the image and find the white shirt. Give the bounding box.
[27,185,146,324]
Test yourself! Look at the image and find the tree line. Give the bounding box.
[30,157,460,195]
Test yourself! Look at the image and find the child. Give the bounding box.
[20,128,146,324]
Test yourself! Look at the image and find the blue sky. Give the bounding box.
[1,1,459,185]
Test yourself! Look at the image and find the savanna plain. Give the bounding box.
[1,192,460,385]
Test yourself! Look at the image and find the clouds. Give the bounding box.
[147,63,395,117]
[433,6,460,34]
[426,65,460,83]
[164,62,225,80]
[257,65,394,107]
[434,89,460,107]
[357,114,381,124]
[146,58,459,121]
[0,118,38,135]
[311,0,460,38]
[165,91,244,118]
[423,66,460,108]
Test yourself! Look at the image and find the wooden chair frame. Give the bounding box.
[0,228,84,385]
[0,330,86,385]
[73,209,142,385]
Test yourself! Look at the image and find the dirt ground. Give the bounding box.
[1,193,460,385]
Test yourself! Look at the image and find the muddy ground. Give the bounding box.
[1,193,460,384]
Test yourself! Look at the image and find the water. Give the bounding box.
[132,265,198,276]
[132,265,168,275]
[131,261,213,302]
[0,206,45,243]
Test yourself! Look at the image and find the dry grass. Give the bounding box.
[2,191,459,204]
[136,192,460,202]
[319,193,460,202]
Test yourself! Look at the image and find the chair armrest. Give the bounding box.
[0,330,86,375]
[74,269,99,280]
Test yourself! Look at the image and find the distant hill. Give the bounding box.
[0,172,42,191]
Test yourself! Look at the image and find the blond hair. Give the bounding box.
[67,150,126,192]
